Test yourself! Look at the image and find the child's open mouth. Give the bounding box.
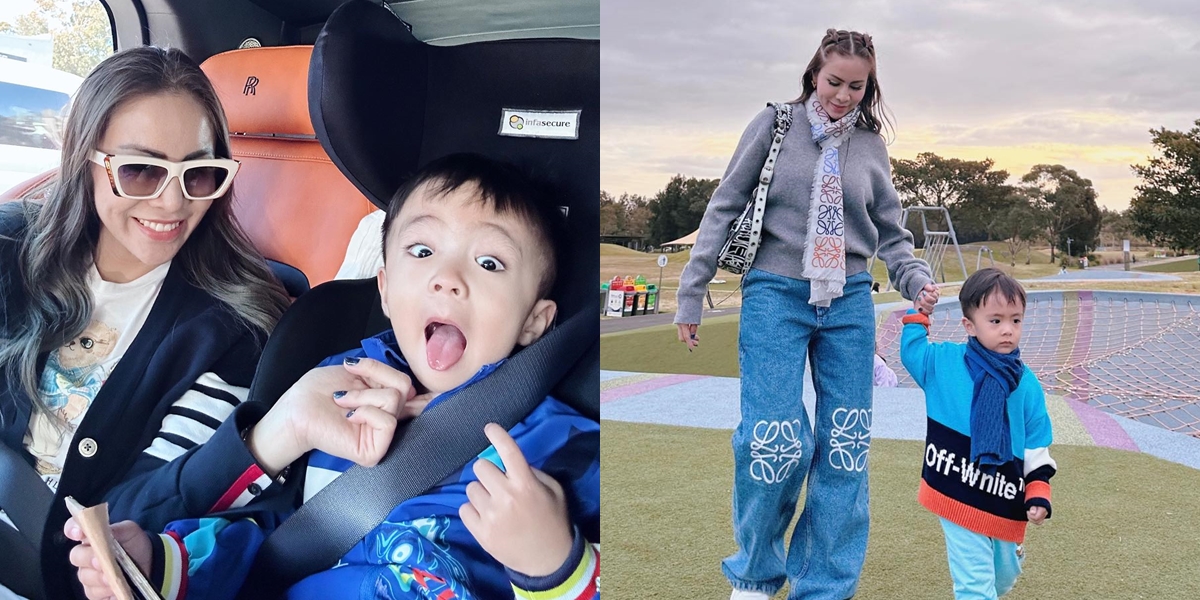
[425,321,467,371]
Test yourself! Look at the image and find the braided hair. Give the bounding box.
[796,28,894,139]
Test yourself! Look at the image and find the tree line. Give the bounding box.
[604,120,1200,261]
[1,0,112,78]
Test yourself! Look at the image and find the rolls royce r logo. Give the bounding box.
[243,76,259,95]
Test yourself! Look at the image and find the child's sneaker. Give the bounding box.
[730,589,771,600]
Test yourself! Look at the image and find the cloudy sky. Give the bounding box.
[0,0,36,21]
[601,0,1200,210]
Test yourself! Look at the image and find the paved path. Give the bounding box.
[1034,270,1180,282]
[601,369,1200,471]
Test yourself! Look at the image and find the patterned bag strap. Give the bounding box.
[742,102,794,266]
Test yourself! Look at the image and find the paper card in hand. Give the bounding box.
[64,496,161,600]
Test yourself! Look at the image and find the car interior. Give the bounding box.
[0,0,598,592]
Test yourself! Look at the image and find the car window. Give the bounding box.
[0,0,113,193]
[0,81,70,149]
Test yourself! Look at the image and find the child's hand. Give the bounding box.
[65,518,151,600]
[460,423,575,577]
[1027,506,1048,525]
[676,323,699,351]
[249,358,432,473]
[915,283,940,315]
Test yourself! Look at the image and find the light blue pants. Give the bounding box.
[940,518,1025,599]
[722,269,875,600]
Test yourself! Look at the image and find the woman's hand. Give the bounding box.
[676,323,699,351]
[247,358,433,474]
[65,518,151,600]
[914,283,939,315]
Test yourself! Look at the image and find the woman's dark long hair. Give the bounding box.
[1,46,289,428]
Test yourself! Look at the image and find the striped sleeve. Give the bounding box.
[1023,381,1056,517]
[143,372,246,464]
[149,517,268,600]
[208,464,275,513]
[1023,447,1055,517]
[509,528,600,599]
[149,531,189,600]
[140,372,279,512]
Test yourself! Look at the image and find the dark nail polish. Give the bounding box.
[333,390,347,399]
[343,356,361,366]
[346,409,356,418]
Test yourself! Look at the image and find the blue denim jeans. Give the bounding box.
[722,269,875,600]
[940,518,1024,599]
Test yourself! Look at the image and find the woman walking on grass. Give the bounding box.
[675,29,937,600]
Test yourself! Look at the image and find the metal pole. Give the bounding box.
[939,206,969,281]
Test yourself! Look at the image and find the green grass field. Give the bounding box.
[602,421,1200,599]
[1134,257,1200,273]
[602,316,741,377]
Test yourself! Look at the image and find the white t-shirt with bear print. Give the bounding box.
[21,261,170,492]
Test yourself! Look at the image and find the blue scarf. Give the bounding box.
[963,337,1024,470]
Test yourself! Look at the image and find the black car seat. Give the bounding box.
[246,1,598,420]
[237,0,598,590]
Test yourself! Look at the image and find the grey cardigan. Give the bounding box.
[675,102,933,324]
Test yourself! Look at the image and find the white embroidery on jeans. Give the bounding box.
[829,408,871,472]
[749,420,804,484]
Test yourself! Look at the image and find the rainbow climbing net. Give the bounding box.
[876,291,1200,438]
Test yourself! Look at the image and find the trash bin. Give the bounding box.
[605,280,625,317]
[622,284,636,317]
[646,284,659,314]
[633,284,648,315]
[599,282,609,315]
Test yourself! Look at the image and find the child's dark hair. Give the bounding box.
[959,268,1026,320]
[380,153,564,299]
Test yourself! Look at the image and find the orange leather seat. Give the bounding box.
[200,46,375,289]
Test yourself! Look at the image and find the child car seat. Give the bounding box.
[237,1,598,591]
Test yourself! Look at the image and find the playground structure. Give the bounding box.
[970,245,996,271]
[875,290,1200,437]
[869,206,969,288]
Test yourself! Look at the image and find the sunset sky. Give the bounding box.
[601,0,1200,210]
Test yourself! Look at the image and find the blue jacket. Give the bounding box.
[0,202,271,598]
[145,330,600,600]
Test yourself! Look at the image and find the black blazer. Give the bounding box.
[0,202,271,598]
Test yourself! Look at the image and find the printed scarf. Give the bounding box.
[963,336,1024,470]
[801,95,860,306]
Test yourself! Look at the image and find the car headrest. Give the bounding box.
[309,0,599,320]
[202,46,315,137]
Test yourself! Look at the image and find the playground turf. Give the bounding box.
[601,420,1200,599]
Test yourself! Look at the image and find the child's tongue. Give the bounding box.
[426,323,466,371]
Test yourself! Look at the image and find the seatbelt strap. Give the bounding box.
[0,441,51,598]
[0,441,51,547]
[239,310,590,596]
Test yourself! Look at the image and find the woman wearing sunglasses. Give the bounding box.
[0,46,289,598]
